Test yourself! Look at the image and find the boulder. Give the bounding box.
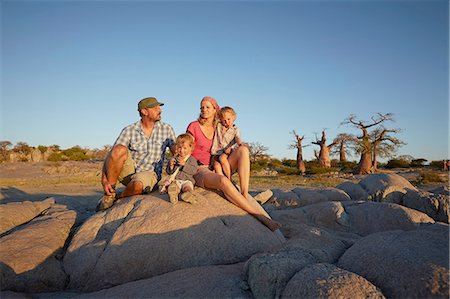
[281,263,385,298]
[64,189,283,291]
[357,173,449,223]
[245,248,318,299]
[272,201,434,237]
[269,189,301,209]
[0,199,53,234]
[336,181,368,201]
[338,223,449,298]
[358,173,417,203]
[77,263,250,298]
[0,204,77,292]
[244,223,354,298]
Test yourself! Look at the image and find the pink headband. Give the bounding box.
[202,96,220,111]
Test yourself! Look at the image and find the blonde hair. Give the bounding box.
[175,133,195,148]
[218,106,236,120]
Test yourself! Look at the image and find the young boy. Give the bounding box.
[211,106,242,179]
[160,133,199,204]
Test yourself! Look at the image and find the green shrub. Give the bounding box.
[419,170,443,184]
[429,160,445,169]
[281,159,296,168]
[38,145,48,154]
[337,161,358,173]
[386,159,410,169]
[63,146,89,161]
[47,152,65,162]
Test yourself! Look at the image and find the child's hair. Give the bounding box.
[175,133,195,148]
[218,106,236,119]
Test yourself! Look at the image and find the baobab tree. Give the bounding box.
[331,133,356,162]
[342,113,403,174]
[248,142,269,163]
[312,130,338,168]
[371,127,404,171]
[289,130,307,175]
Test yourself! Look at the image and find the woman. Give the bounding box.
[187,96,281,232]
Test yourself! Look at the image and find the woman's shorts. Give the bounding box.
[193,165,213,188]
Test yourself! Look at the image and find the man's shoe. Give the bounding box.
[180,191,198,204]
[96,194,116,211]
[168,182,180,204]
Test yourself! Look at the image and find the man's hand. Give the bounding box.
[102,177,115,196]
[224,148,232,155]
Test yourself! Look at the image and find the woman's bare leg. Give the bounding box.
[228,145,250,197]
[203,172,280,231]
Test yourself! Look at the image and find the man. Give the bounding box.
[96,97,176,211]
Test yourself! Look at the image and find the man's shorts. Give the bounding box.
[117,151,158,193]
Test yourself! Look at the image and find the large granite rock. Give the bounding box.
[356,173,449,223]
[338,223,449,298]
[0,199,53,234]
[64,190,283,291]
[0,204,77,292]
[272,201,434,237]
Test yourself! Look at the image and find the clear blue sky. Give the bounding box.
[2,0,448,162]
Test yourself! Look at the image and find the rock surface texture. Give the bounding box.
[0,173,448,298]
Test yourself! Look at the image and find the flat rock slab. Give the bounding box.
[0,199,53,234]
[76,263,249,298]
[0,205,76,292]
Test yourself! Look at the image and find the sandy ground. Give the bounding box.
[1,161,448,204]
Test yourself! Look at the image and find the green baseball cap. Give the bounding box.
[138,97,164,110]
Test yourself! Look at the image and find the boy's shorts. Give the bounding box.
[117,151,158,193]
[174,179,194,191]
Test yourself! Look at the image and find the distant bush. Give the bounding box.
[47,152,66,162]
[337,161,358,173]
[63,146,89,161]
[38,145,48,154]
[419,170,444,184]
[276,165,301,175]
[430,160,445,169]
[386,159,410,169]
[281,159,296,168]
[250,158,269,171]
[305,161,338,175]
[410,158,427,168]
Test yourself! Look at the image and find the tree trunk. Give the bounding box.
[339,142,346,162]
[319,146,331,168]
[296,149,306,175]
[372,145,378,171]
[355,152,372,174]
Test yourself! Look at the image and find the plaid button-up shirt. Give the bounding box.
[114,120,176,179]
